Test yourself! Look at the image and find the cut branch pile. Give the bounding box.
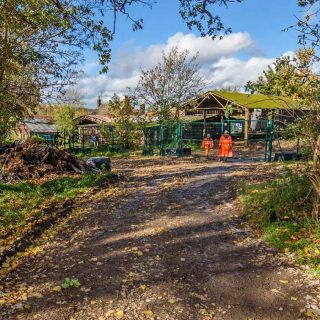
[0,139,97,182]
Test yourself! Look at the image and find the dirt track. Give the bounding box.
[1,157,320,320]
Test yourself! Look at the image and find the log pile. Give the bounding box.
[0,139,96,182]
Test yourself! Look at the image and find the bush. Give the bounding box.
[240,170,320,274]
[241,170,312,226]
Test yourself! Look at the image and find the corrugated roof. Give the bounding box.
[22,119,57,133]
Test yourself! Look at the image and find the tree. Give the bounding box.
[107,95,139,149]
[59,88,86,108]
[54,105,87,135]
[246,48,320,123]
[132,47,205,122]
[290,0,320,49]
[0,0,241,141]
[246,48,320,142]
[246,48,320,219]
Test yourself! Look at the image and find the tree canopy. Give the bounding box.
[1,0,320,140]
[0,0,244,140]
[132,47,205,122]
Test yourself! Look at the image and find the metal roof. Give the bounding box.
[22,118,57,134]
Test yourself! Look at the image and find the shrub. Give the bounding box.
[241,170,312,226]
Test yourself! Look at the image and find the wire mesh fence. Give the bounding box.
[144,120,275,161]
[40,126,122,154]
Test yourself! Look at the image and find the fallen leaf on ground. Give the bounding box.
[53,286,62,292]
[115,310,124,319]
[143,310,154,317]
[279,280,288,284]
[305,309,317,319]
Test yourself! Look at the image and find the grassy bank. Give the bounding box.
[240,169,320,276]
[74,146,143,160]
[0,172,115,239]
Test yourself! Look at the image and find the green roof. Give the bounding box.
[210,90,299,110]
[183,90,303,110]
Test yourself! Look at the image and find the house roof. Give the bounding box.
[21,118,57,134]
[185,90,300,110]
[77,114,113,125]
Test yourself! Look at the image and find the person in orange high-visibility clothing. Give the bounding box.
[218,130,233,162]
[202,134,214,158]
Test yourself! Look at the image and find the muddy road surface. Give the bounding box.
[1,158,319,320]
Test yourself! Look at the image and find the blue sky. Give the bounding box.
[79,0,303,107]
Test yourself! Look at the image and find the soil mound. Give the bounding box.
[0,139,96,182]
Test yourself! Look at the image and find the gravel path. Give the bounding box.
[1,158,319,320]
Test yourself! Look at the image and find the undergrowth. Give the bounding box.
[240,169,320,276]
[74,146,142,160]
[0,172,115,236]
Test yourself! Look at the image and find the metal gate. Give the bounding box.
[144,120,274,161]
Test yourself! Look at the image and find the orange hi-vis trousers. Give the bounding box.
[218,136,233,157]
[202,138,214,156]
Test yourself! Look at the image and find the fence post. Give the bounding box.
[244,108,249,147]
[178,122,182,149]
[160,123,164,156]
[111,127,115,148]
[265,120,273,162]
[81,128,85,151]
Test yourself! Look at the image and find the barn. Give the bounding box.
[181,90,302,146]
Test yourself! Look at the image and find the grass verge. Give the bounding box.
[0,172,116,240]
[74,146,143,160]
[240,169,320,276]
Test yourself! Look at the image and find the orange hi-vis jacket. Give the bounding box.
[202,137,214,155]
[219,135,233,157]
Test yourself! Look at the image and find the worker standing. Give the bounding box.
[202,134,214,158]
[218,130,233,162]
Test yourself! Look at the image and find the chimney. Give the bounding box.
[97,96,102,109]
[139,104,146,115]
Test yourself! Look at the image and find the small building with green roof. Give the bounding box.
[182,90,303,123]
[181,90,305,146]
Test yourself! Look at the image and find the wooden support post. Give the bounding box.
[244,108,249,147]
[203,110,207,137]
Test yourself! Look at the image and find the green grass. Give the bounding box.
[241,171,312,226]
[0,172,115,235]
[74,146,142,160]
[240,170,320,275]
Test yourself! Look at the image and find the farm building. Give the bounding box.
[181,90,304,145]
[17,118,58,144]
[76,114,115,146]
[182,90,301,122]
[77,114,113,131]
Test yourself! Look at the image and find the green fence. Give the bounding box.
[51,127,122,154]
[144,120,274,161]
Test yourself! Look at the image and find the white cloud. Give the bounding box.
[78,32,276,108]
[205,56,275,89]
[166,32,253,64]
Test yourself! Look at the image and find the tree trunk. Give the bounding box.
[310,134,320,221]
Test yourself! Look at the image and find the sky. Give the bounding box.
[77,0,303,108]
